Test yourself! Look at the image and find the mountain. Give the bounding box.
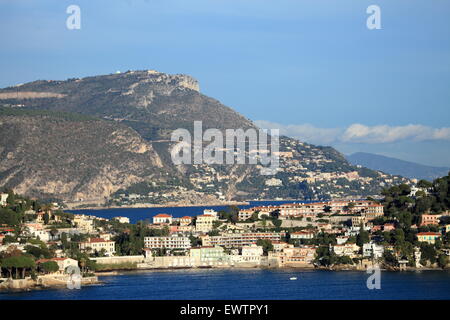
[0,70,410,207]
[346,152,450,181]
[0,70,254,141]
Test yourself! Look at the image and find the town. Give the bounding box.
[0,173,449,291]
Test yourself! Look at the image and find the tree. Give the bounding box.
[315,246,337,266]
[250,212,259,222]
[24,245,52,259]
[49,226,58,238]
[212,220,222,229]
[207,230,220,236]
[272,218,282,228]
[61,232,69,250]
[383,250,398,267]
[2,235,16,245]
[393,229,405,245]
[438,254,448,269]
[420,243,437,265]
[343,202,355,213]
[356,223,370,247]
[1,255,35,279]
[256,239,273,255]
[39,261,59,274]
[337,255,353,265]
[417,180,432,189]
[189,235,201,247]
[43,212,49,225]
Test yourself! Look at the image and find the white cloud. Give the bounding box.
[255,120,340,145]
[254,120,450,145]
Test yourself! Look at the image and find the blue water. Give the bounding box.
[67,200,303,224]
[1,269,449,300]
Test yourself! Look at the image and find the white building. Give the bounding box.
[79,238,116,256]
[195,214,217,233]
[0,193,8,206]
[241,244,264,263]
[144,235,191,250]
[203,209,218,218]
[290,231,315,240]
[332,243,359,257]
[37,257,79,274]
[363,242,384,259]
[265,178,283,187]
[24,223,51,242]
[73,214,95,232]
[113,216,130,224]
[336,236,349,245]
[153,214,173,224]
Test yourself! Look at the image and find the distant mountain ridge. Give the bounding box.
[0,70,410,206]
[346,152,449,181]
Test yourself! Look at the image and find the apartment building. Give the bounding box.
[73,214,95,232]
[189,246,229,266]
[290,231,315,240]
[331,243,359,257]
[238,209,255,221]
[240,244,264,263]
[277,200,384,218]
[420,214,441,226]
[201,232,283,248]
[195,214,217,233]
[144,235,191,250]
[269,245,317,267]
[79,237,116,256]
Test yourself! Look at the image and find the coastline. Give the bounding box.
[65,201,251,211]
[64,197,372,210]
[0,276,100,293]
[91,264,449,274]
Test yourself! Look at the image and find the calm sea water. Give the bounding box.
[67,200,303,224]
[1,269,450,300]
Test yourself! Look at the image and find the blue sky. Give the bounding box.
[1,0,449,167]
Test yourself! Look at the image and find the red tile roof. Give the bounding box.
[417,232,441,236]
[154,214,172,218]
[85,237,113,243]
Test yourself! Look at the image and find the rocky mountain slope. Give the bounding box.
[0,109,165,204]
[0,70,410,207]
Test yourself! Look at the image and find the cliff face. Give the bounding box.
[0,70,410,205]
[0,113,163,202]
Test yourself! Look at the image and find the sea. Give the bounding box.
[1,269,450,300]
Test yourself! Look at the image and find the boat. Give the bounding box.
[289,277,297,280]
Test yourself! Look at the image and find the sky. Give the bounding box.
[1,0,449,167]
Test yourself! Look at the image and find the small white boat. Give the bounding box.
[289,277,297,280]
